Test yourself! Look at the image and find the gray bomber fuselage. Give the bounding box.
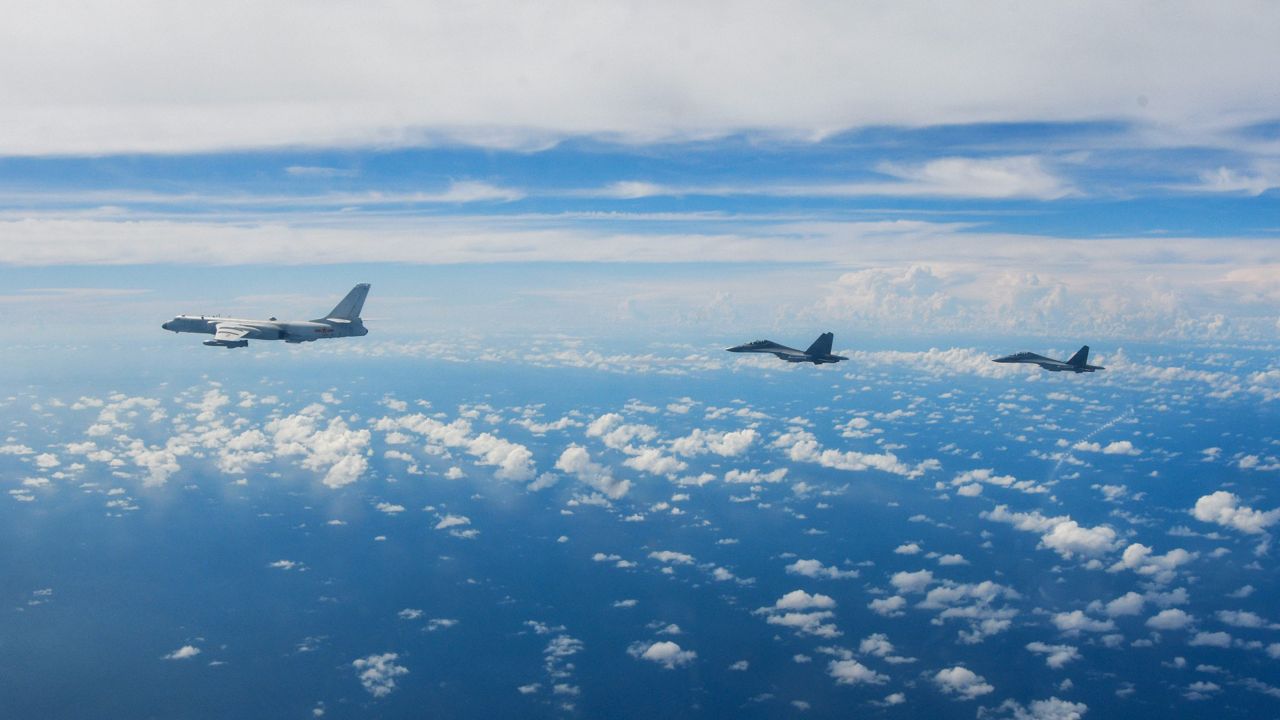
[161,316,367,342]
[162,283,371,348]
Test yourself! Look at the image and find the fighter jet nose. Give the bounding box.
[993,355,1013,363]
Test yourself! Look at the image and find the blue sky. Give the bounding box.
[2,123,1277,349]
[0,3,1277,351]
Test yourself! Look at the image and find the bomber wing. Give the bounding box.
[204,323,253,348]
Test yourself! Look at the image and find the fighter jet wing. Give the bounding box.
[212,324,253,342]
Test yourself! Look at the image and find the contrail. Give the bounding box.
[1046,406,1136,485]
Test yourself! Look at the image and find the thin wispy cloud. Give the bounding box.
[580,157,1075,201]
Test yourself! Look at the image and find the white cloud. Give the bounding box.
[1216,610,1277,629]
[1074,440,1141,456]
[759,591,840,638]
[1179,163,1280,196]
[982,505,1117,559]
[890,569,935,594]
[869,596,907,617]
[648,550,695,565]
[1039,520,1119,559]
[671,428,758,457]
[951,468,1047,496]
[376,413,535,482]
[827,659,888,686]
[123,437,187,487]
[554,445,631,499]
[772,590,836,610]
[465,433,537,481]
[933,666,994,700]
[913,580,1020,644]
[434,514,470,530]
[773,429,938,479]
[163,645,201,661]
[11,220,1280,343]
[765,612,840,638]
[1192,491,1280,535]
[1188,631,1233,648]
[1052,611,1115,635]
[858,633,916,665]
[627,640,696,669]
[217,429,270,475]
[352,653,408,698]
[786,559,858,580]
[723,468,788,484]
[34,453,60,469]
[585,413,656,450]
[1103,592,1145,617]
[1107,543,1196,583]
[864,156,1074,200]
[622,447,687,476]
[984,697,1089,720]
[268,412,370,488]
[2,4,1276,155]
[1026,641,1081,669]
[1146,608,1194,631]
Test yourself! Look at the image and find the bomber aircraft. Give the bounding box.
[162,284,370,349]
[993,345,1104,373]
[726,332,847,365]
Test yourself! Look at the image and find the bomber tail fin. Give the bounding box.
[1066,345,1089,368]
[325,283,370,320]
[805,332,834,357]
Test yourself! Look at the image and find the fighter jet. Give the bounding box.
[726,332,847,365]
[993,345,1104,373]
[162,284,371,349]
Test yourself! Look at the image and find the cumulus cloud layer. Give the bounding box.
[269,412,371,488]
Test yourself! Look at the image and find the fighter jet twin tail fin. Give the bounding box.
[805,332,834,357]
[1065,345,1090,369]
